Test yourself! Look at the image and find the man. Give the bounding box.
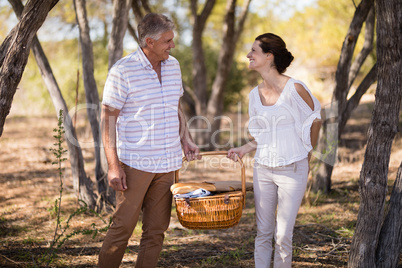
[98,13,200,267]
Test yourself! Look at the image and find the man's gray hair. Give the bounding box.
[138,13,175,48]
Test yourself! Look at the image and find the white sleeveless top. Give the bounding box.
[248,78,321,167]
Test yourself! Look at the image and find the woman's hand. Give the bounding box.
[227,146,247,162]
[227,140,257,162]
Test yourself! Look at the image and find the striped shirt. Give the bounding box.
[102,48,184,173]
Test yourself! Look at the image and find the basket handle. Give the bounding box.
[174,151,246,207]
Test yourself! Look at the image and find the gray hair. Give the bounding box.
[137,13,175,48]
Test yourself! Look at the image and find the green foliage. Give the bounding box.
[3,0,376,115]
[277,0,376,71]
[50,110,68,176]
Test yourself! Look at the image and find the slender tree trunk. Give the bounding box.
[0,0,58,136]
[190,0,250,149]
[376,162,402,267]
[127,0,153,44]
[206,0,251,149]
[190,0,215,148]
[312,0,375,193]
[103,0,133,207]
[31,38,97,208]
[348,0,401,265]
[108,0,132,69]
[73,0,115,209]
[6,0,97,209]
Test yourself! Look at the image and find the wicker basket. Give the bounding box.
[173,151,246,230]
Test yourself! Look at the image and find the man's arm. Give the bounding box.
[101,104,127,191]
[178,101,200,161]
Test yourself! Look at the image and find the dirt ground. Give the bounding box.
[0,98,401,267]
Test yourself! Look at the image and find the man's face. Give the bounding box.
[152,30,175,61]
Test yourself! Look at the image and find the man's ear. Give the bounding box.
[145,37,154,48]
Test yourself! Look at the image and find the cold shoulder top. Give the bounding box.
[248,78,321,167]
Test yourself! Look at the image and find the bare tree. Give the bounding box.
[108,0,132,69]
[313,0,376,193]
[127,0,152,43]
[188,0,251,149]
[6,0,97,209]
[73,0,115,209]
[0,0,59,136]
[348,0,401,266]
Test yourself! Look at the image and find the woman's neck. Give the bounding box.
[260,70,288,92]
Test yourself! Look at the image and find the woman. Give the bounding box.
[227,33,321,267]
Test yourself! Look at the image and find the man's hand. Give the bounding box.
[183,140,201,161]
[108,165,127,191]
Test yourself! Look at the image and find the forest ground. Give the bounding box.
[0,95,401,267]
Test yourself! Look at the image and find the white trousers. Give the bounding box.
[254,158,308,268]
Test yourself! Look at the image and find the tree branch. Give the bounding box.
[340,63,377,133]
[348,6,375,88]
[0,0,59,136]
[108,0,132,69]
[334,0,374,104]
[127,20,139,44]
[131,0,145,23]
[234,0,251,42]
[1,0,58,67]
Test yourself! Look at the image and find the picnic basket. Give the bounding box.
[173,151,246,230]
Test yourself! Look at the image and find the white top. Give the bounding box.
[248,78,321,167]
[102,48,184,173]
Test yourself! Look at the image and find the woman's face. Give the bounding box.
[247,40,269,70]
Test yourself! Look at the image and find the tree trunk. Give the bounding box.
[103,0,133,207]
[376,162,402,267]
[312,0,375,193]
[189,0,251,150]
[206,0,251,150]
[5,0,97,209]
[108,0,132,69]
[348,0,401,265]
[190,0,215,148]
[0,0,58,136]
[127,0,153,44]
[73,0,115,209]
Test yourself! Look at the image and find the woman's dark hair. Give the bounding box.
[255,33,294,73]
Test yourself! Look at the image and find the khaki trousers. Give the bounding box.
[98,163,174,268]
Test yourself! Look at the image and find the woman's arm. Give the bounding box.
[227,140,257,161]
[309,119,322,161]
[294,83,322,162]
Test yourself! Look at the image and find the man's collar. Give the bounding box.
[138,47,168,69]
[138,47,153,69]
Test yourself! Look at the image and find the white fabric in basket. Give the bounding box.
[174,188,211,199]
